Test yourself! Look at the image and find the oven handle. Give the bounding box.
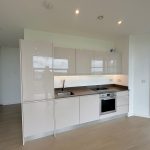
[101,98,116,100]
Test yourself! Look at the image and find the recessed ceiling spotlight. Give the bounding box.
[75,9,80,15]
[117,20,123,25]
[97,16,104,21]
[42,0,53,10]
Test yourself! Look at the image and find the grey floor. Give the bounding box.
[0,104,22,150]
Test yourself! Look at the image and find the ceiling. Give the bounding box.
[0,0,150,46]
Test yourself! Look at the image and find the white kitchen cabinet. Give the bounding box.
[76,49,95,75]
[76,49,121,75]
[116,91,129,115]
[117,96,129,106]
[117,105,129,115]
[105,51,121,74]
[80,95,99,124]
[20,40,54,102]
[55,97,79,129]
[53,47,76,75]
[92,51,106,74]
[23,100,54,138]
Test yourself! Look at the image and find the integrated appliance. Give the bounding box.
[100,92,116,115]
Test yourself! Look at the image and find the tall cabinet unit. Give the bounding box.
[23,101,54,138]
[21,40,54,101]
[20,40,54,142]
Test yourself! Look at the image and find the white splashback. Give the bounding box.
[113,75,128,86]
[54,75,128,88]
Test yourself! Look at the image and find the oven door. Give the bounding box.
[101,98,116,115]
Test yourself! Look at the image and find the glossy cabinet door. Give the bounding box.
[20,40,54,102]
[53,47,76,75]
[55,97,79,129]
[92,51,106,74]
[116,91,129,115]
[105,51,121,74]
[80,95,99,124]
[23,100,54,138]
[76,49,95,75]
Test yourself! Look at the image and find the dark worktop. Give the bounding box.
[55,84,128,99]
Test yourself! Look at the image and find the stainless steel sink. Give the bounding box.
[56,91,74,97]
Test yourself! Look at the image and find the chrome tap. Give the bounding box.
[62,80,65,91]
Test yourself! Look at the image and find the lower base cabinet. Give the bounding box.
[116,91,129,115]
[22,91,129,142]
[23,100,54,138]
[117,105,129,115]
[55,97,79,130]
[80,95,99,124]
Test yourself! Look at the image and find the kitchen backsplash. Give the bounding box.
[54,75,128,88]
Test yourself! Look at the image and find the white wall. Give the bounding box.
[0,47,21,105]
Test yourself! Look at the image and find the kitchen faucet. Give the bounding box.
[62,80,65,91]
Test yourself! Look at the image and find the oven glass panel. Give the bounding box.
[101,99,115,113]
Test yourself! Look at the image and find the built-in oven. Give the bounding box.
[100,92,116,115]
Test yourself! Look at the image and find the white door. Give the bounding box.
[129,35,150,117]
[20,40,54,102]
[55,97,79,129]
[23,100,54,138]
[80,95,99,124]
[53,47,76,75]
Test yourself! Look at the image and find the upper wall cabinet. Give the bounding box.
[105,51,121,74]
[92,51,106,75]
[76,49,95,75]
[20,40,54,102]
[76,50,112,75]
[53,47,76,75]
